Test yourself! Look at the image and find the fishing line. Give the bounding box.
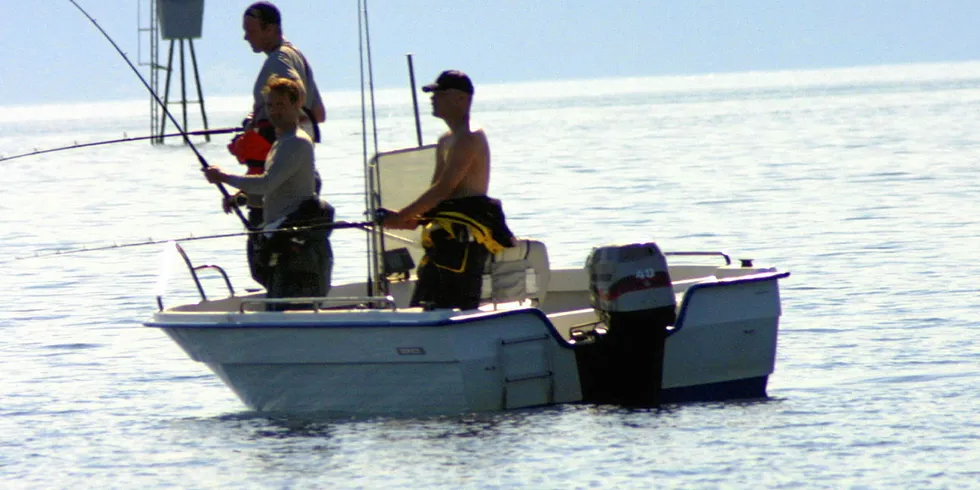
[0,127,241,163]
[357,0,380,296]
[68,0,249,228]
[7,220,377,263]
[362,0,381,162]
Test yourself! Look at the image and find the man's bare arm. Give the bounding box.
[385,133,482,227]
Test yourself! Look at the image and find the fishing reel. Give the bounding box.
[372,207,396,224]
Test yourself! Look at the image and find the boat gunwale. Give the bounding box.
[146,305,582,350]
[144,271,790,351]
[673,270,791,334]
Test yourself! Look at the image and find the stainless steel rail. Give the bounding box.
[157,242,235,311]
[238,296,397,313]
[665,251,732,266]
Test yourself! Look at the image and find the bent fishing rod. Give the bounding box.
[0,127,242,164]
[8,220,378,263]
[68,0,249,228]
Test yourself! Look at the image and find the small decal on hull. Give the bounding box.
[396,347,426,355]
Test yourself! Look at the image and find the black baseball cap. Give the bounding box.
[422,70,474,95]
[245,2,281,26]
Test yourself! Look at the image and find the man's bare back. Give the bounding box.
[383,69,490,230]
[434,127,490,199]
[381,69,516,311]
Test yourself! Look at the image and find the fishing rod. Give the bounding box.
[8,220,377,263]
[68,0,249,229]
[358,0,378,297]
[0,127,242,163]
[406,53,423,147]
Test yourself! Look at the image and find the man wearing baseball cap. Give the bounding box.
[420,69,475,96]
[228,1,328,289]
[383,70,515,311]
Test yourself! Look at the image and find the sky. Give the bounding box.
[2,0,979,106]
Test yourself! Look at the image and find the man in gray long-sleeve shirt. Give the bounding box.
[243,1,325,139]
[206,75,332,304]
[231,1,326,289]
[224,123,316,226]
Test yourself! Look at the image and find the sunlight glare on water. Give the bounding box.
[2,62,980,488]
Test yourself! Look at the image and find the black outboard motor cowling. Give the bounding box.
[575,242,676,407]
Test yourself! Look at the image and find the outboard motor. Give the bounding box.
[575,242,676,407]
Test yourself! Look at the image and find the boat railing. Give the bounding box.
[238,296,398,313]
[665,251,732,266]
[157,242,235,311]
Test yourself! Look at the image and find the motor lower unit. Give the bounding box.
[576,242,676,406]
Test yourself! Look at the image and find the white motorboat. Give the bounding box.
[145,144,791,416]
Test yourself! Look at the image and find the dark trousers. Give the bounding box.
[246,207,267,287]
[410,238,489,311]
[266,231,333,311]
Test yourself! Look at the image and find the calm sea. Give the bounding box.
[2,62,979,489]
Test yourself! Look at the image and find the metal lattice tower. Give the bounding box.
[138,0,161,141]
[138,0,210,144]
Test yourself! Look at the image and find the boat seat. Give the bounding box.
[481,239,550,306]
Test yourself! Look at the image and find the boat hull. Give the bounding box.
[158,308,583,414]
[149,269,787,415]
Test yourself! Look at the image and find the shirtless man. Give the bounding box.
[384,70,514,310]
[384,70,489,228]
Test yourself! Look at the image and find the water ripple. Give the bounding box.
[4,64,980,489]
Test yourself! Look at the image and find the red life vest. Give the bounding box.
[228,120,275,170]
